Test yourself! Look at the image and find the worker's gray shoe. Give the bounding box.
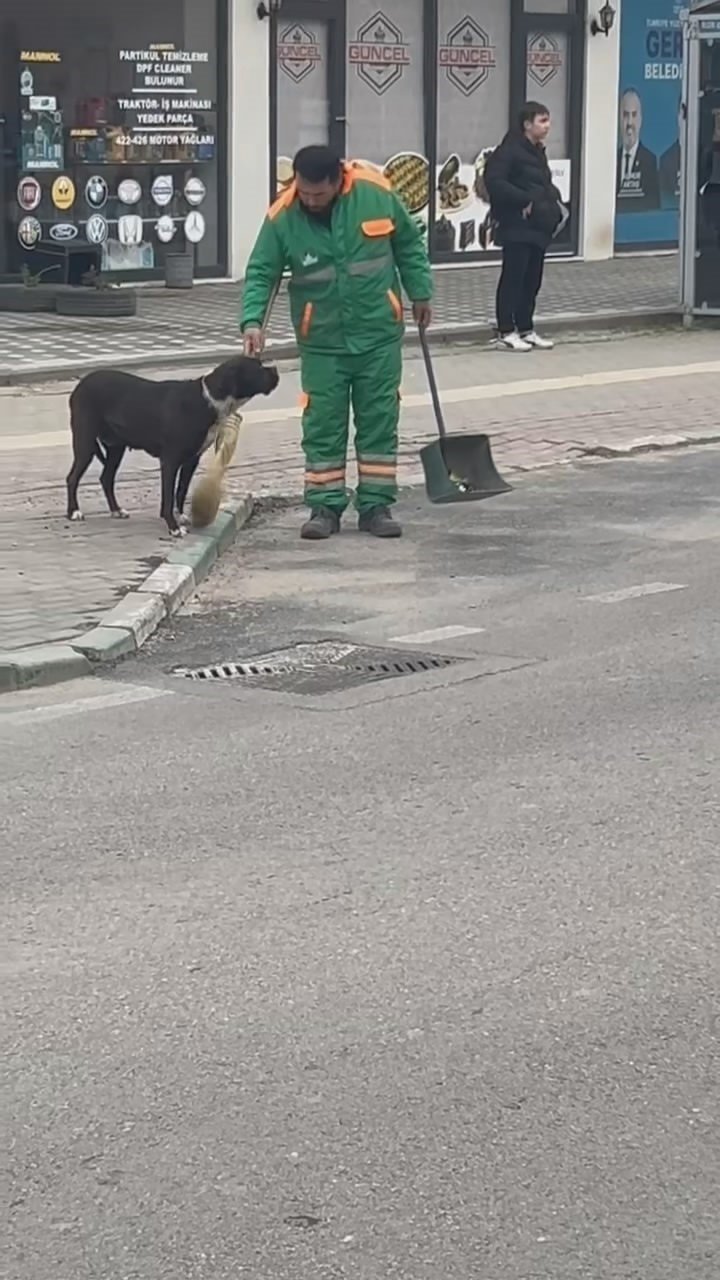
[358,506,402,538]
[301,507,341,540]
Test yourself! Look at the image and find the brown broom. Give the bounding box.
[190,411,243,528]
[191,287,279,530]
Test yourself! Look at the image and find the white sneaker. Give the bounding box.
[496,331,532,352]
[521,330,554,350]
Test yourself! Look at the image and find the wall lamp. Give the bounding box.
[590,2,616,37]
[257,0,282,17]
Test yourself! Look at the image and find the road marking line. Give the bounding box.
[5,358,720,452]
[0,684,171,728]
[585,582,687,604]
[390,624,486,644]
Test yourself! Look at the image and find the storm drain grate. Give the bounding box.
[172,640,461,695]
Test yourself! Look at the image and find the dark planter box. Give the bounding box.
[0,284,58,313]
[55,288,137,318]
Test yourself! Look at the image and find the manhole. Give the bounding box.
[172,640,461,695]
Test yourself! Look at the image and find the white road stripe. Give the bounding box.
[585,582,687,604]
[390,624,486,644]
[0,684,171,728]
[4,358,720,452]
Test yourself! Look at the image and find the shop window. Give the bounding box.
[525,31,569,162]
[346,0,425,167]
[276,20,331,173]
[433,0,511,255]
[1,0,225,278]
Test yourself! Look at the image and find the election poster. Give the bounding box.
[615,0,684,249]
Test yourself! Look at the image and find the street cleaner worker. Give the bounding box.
[241,145,433,540]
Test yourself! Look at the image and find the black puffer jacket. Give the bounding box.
[484,132,563,249]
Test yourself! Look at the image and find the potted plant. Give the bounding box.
[0,264,61,313]
[55,267,138,318]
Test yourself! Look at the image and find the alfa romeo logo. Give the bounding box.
[277,24,321,84]
[438,17,496,97]
[348,11,410,96]
[527,33,563,89]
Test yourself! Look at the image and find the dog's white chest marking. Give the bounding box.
[200,382,249,454]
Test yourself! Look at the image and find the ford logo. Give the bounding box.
[49,223,78,242]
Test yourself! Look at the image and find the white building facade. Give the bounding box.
[229,0,625,276]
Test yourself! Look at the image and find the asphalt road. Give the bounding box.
[4,450,720,1279]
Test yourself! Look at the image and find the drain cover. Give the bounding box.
[172,640,460,695]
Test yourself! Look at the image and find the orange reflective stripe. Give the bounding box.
[268,182,297,220]
[361,218,395,237]
[358,463,397,477]
[387,289,402,321]
[300,302,313,338]
[305,469,346,484]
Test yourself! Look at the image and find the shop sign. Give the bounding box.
[184,210,205,243]
[527,34,563,89]
[118,178,142,205]
[438,18,496,96]
[348,13,411,96]
[152,174,174,206]
[21,50,61,63]
[85,176,109,209]
[17,176,42,212]
[49,223,78,242]
[51,175,75,210]
[277,25,321,84]
[115,47,215,153]
[86,214,109,244]
[20,68,33,96]
[17,216,42,248]
[156,214,177,243]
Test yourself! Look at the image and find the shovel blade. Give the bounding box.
[420,434,512,504]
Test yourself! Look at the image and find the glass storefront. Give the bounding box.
[271,0,583,261]
[0,0,227,280]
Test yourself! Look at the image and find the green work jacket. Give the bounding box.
[240,163,432,356]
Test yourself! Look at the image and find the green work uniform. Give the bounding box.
[240,163,432,513]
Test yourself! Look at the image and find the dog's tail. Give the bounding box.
[94,443,107,465]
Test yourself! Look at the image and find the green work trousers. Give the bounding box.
[300,341,402,514]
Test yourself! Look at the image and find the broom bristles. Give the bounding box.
[190,414,242,528]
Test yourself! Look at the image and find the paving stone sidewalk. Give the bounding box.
[1,328,718,659]
[0,254,678,381]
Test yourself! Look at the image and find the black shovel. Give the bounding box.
[417,327,512,505]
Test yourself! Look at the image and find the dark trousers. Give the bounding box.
[496,241,546,335]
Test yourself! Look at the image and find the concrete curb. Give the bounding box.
[0,495,254,695]
[0,307,681,386]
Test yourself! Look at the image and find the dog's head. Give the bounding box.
[205,355,279,403]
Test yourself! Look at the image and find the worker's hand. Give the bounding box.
[413,301,432,330]
[522,203,533,219]
[243,327,265,358]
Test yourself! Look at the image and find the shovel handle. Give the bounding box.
[418,325,447,440]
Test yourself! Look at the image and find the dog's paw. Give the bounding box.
[111,508,130,520]
[69,510,85,523]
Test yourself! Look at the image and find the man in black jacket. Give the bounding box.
[484,101,564,352]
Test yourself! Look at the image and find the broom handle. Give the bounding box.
[418,325,447,440]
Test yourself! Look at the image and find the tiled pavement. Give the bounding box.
[2,327,719,658]
[0,254,679,381]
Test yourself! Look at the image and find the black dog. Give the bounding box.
[67,355,279,536]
